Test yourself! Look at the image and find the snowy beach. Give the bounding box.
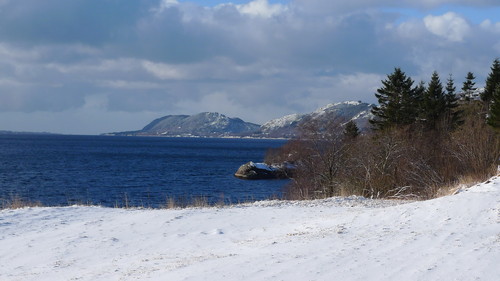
[1,178,499,281]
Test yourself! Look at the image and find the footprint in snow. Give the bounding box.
[200,229,224,235]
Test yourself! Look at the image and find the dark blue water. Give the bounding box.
[0,135,288,207]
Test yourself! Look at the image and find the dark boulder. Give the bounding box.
[234,161,295,180]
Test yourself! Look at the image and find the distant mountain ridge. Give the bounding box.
[260,101,373,138]
[106,101,374,138]
[108,112,261,137]
[0,130,56,135]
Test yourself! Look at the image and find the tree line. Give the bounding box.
[266,58,500,200]
[370,58,500,132]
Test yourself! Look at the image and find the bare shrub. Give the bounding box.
[341,128,441,199]
[344,121,497,200]
[272,102,499,201]
[449,113,500,180]
[283,117,354,199]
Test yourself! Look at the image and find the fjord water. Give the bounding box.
[0,135,288,207]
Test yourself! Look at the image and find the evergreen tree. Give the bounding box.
[462,72,477,101]
[482,58,500,104]
[487,85,500,130]
[445,74,456,97]
[343,120,360,139]
[421,71,447,130]
[444,74,463,129]
[414,80,426,117]
[370,68,419,130]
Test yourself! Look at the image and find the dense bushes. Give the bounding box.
[266,63,500,201]
[267,105,499,200]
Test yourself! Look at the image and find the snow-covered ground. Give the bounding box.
[1,178,499,281]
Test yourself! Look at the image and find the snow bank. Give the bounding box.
[1,177,499,280]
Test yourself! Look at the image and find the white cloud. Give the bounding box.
[302,73,382,109]
[0,78,24,87]
[141,57,291,82]
[155,0,179,12]
[424,12,471,42]
[393,20,427,40]
[82,94,109,110]
[480,19,500,33]
[98,80,164,90]
[142,61,187,80]
[176,92,239,116]
[0,43,42,61]
[46,58,139,74]
[236,0,287,18]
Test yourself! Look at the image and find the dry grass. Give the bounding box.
[0,197,43,210]
[434,170,497,198]
[192,196,210,208]
[164,197,177,209]
[0,194,264,210]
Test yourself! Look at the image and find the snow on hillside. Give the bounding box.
[261,101,372,135]
[261,113,303,131]
[312,100,363,116]
[1,177,499,280]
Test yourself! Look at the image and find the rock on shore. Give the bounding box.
[234,161,294,180]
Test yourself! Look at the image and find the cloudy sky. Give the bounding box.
[1,0,499,134]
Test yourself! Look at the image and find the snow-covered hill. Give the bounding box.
[260,101,373,138]
[109,112,261,137]
[105,101,373,138]
[1,177,498,280]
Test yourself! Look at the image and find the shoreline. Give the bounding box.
[1,178,498,280]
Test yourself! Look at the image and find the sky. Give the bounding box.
[1,0,500,135]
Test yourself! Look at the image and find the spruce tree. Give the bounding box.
[444,74,463,129]
[370,68,418,130]
[421,71,446,130]
[445,74,456,97]
[487,85,500,130]
[482,58,500,104]
[343,120,360,139]
[462,72,477,101]
[414,80,426,118]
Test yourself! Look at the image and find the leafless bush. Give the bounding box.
[282,118,356,199]
[341,129,441,199]
[449,114,499,180]
[265,139,303,164]
[271,103,499,201]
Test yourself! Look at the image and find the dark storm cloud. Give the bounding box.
[0,0,150,46]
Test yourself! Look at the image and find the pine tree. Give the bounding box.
[487,85,500,130]
[421,71,447,130]
[414,80,426,118]
[370,68,419,130]
[482,58,500,104]
[343,120,360,139]
[462,72,477,101]
[444,74,463,129]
